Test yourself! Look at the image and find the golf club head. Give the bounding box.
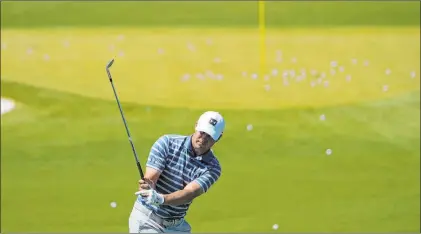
[106,58,115,69]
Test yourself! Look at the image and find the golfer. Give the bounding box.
[129,111,225,233]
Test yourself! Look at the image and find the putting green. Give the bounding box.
[1,27,419,110]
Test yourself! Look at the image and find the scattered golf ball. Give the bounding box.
[410,71,416,78]
[117,34,125,41]
[215,74,223,80]
[330,61,338,67]
[323,80,329,87]
[320,72,326,79]
[310,69,317,76]
[205,70,214,79]
[158,48,164,54]
[351,58,357,64]
[326,149,332,155]
[213,57,221,63]
[181,74,190,82]
[118,51,124,57]
[339,66,345,72]
[196,73,205,80]
[310,81,316,87]
[385,69,391,75]
[363,60,369,66]
[264,84,271,91]
[283,80,289,86]
[345,75,352,82]
[264,75,270,81]
[383,85,389,92]
[289,70,296,78]
[43,54,50,61]
[246,124,253,131]
[320,114,326,121]
[291,57,297,63]
[272,224,279,230]
[251,73,258,79]
[187,43,195,52]
[272,69,278,76]
[330,69,336,76]
[27,48,33,55]
[282,71,289,78]
[110,201,117,208]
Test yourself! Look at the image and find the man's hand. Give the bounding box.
[135,189,164,206]
[138,179,154,191]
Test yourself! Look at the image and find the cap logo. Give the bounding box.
[209,118,218,126]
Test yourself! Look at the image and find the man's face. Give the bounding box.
[192,130,216,155]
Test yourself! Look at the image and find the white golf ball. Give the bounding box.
[264,84,271,91]
[158,48,164,54]
[363,60,369,66]
[330,61,338,67]
[310,81,316,87]
[43,54,50,61]
[320,114,326,121]
[272,224,279,230]
[110,201,117,208]
[326,149,332,155]
[213,58,221,63]
[351,58,357,64]
[410,71,416,78]
[251,73,258,79]
[385,69,391,75]
[339,66,344,72]
[272,69,278,76]
[118,51,125,57]
[383,85,389,92]
[264,75,270,81]
[345,75,352,82]
[246,124,253,131]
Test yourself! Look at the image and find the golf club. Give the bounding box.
[106,58,144,179]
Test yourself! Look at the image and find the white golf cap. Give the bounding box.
[195,111,225,141]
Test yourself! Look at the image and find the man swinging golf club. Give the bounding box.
[129,111,225,233]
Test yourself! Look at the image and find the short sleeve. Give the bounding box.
[194,166,221,193]
[146,135,169,172]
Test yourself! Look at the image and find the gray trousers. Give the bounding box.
[129,201,191,233]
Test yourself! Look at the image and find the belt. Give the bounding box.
[134,201,183,228]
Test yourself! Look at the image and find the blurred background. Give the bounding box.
[1,1,420,232]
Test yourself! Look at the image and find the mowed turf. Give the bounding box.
[1,80,420,232]
[1,27,419,109]
[1,1,420,233]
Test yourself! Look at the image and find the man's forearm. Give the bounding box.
[162,189,198,206]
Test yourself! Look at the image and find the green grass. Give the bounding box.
[1,80,419,232]
[1,1,420,232]
[1,27,419,109]
[1,1,419,28]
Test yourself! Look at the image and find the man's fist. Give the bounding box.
[138,179,153,191]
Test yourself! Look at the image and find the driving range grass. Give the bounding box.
[1,27,419,109]
[1,1,420,232]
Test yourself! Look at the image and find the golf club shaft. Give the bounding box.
[106,63,144,179]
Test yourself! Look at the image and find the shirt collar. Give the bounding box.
[184,135,212,160]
